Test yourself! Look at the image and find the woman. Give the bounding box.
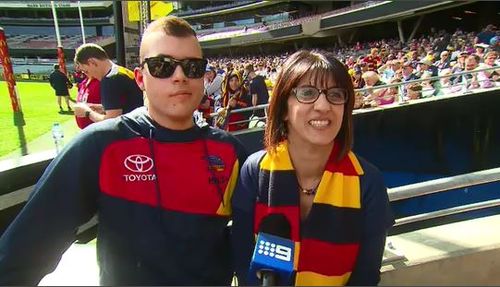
[216,71,251,131]
[232,50,394,286]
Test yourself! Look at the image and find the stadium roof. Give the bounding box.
[0,1,112,9]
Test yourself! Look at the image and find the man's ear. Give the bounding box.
[134,67,146,91]
[88,58,98,67]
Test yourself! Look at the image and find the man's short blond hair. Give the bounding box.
[140,16,197,61]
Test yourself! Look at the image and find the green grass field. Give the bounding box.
[0,81,78,157]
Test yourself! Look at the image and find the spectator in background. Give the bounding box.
[458,55,480,90]
[48,64,72,112]
[199,65,223,122]
[490,35,500,53]
[363,48,381,71]
[474,43,488,60]
[72,43,144,123]
[475,24,496,45]
[244,63,269,119]
[217,71,251,131]
[362,71,386,106]
[406,83,423,100]
[74,68,101,129]
[378,60,399,82]
[420,72,438,97]
[435,50,452,71]
[352,68,365,89]
[72,70,86,86]
[439,68,454,91]
[480,51,499,81]
[416,58,438,80]
[451,51,469,77]
[381,78,402,104]
[402,61,419,82]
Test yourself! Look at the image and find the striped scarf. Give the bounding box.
[254,141,365,286]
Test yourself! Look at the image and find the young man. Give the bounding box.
[72,43,143,123]
[48,64,72,112]
[0,16,247,285]
[244,63,269,118]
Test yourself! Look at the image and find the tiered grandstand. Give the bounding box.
[0,1,115,58]
[185,1,494,55]
[1,1,498,71]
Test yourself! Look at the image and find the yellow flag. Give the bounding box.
[127,1,174,22]
[127,1,140,22]
[151,1,174,19]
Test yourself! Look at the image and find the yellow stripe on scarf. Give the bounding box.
[314,172,361,209]
[260,143,294,171]
[295,271,351,286]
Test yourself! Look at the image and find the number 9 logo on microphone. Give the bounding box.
[257,240,292,262]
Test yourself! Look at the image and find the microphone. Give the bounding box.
[249,213,295,286]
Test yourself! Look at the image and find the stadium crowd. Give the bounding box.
[199,24,499,130]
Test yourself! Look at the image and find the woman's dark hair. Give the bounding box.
[264,49,355,161]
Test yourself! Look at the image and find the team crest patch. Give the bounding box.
[207,155,225,172]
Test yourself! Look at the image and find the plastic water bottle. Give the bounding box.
[52,123,64,153]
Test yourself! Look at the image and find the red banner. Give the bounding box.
[57,46,67,75]
[0,27,21,113]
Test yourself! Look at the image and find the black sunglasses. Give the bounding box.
[292,86,347,105]
[140,56,208,79]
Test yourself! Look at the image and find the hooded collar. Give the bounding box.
[121,107,207,142]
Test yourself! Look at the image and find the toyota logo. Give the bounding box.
[124,154,154,173]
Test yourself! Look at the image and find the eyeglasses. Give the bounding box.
[292,86,347,105]
[140,56,208,79]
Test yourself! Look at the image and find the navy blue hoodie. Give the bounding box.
[0,107,247,285]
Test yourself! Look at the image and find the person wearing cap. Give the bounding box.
[199,65,223,123]
[416,58,438,78]
[402,61,418,82]
[399,61,419,99]
[416,59,441,96]
[474,43,488,60]
[451,51,470,77]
